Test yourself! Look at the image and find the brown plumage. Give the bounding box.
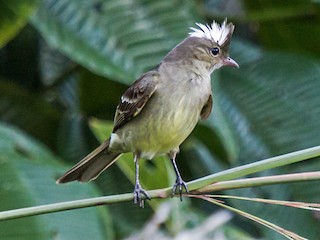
[57,19,238,207]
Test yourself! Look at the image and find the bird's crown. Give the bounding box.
[189,19,235,48]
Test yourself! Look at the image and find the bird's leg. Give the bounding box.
[133,153,150,208]
[169,151,189,201]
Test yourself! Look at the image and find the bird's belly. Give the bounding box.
[148,111,197,150]
[111,102,200,158]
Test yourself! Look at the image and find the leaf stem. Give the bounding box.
[193,195,308,240]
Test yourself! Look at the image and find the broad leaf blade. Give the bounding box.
[0,80,61,150]
[31,0,199,83]
[216,52,320,239]
[0,0,39,47]
[219,53,320,161]
[244,0,320,57]
[0,122,112,240]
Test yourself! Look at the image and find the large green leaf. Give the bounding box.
[0,0,39,47]
[244,0,315,20]
[31,0,200,83]
[243,0,320,57]
[38,42,100,162]
[26,0,320,238]
[0,122,112,240]
[0,80,61,149]
[57,111,99,163]
[219,52,320,160]
[215,52,320,239]
[79,70,127,120]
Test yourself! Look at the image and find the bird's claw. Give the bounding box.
[172,177,189,201]
[133,183,150,208]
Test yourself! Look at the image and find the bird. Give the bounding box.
[56,19,239,207]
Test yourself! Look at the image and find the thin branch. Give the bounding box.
[0,193,130,221]
[0,189,168,221]
[205,194,320,211]
[187,145,320,191]
[192,195,308,240]
[0,146,320,221]
[194,171,320,193]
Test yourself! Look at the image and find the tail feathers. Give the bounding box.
[57,140,121,183]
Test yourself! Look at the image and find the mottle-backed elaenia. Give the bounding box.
[57,19,239,207]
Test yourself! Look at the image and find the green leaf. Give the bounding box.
[216,51,320,239]
[31,0,200,83]
[243,0,320,57]
[79,70,127,120]
[244,0,315,20]
[57,112,99,163]
[37,45,100,162]
[0,122,113,240]
[0,0,39,47]
[25,1,320,238]
[0,80,61,149]
[219,52,320,160]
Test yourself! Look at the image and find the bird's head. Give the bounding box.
[164,19,238,74]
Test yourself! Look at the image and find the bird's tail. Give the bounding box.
[56,139,121,183]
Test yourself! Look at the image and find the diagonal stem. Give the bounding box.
[194,171,320,193]
[187,145,320,191]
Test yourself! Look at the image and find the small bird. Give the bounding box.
[57,19,239,207]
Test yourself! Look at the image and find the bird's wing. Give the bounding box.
[113,71,159,132]
[200,94,213,120]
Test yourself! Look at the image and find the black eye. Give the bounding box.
[211,47,219,56]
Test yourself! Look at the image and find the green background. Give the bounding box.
[0,0,319,239]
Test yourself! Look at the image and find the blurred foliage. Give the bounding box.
[0,0,320,239]
[0,123,112,240]
[0,0,40,47]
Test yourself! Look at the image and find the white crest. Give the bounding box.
[189,19,234,46]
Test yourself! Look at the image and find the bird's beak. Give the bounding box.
[223,57,239,68]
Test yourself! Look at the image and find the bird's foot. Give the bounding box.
[133,183,150,208]
[172,177,189,201]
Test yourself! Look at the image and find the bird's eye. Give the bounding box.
[211,47,220,56]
